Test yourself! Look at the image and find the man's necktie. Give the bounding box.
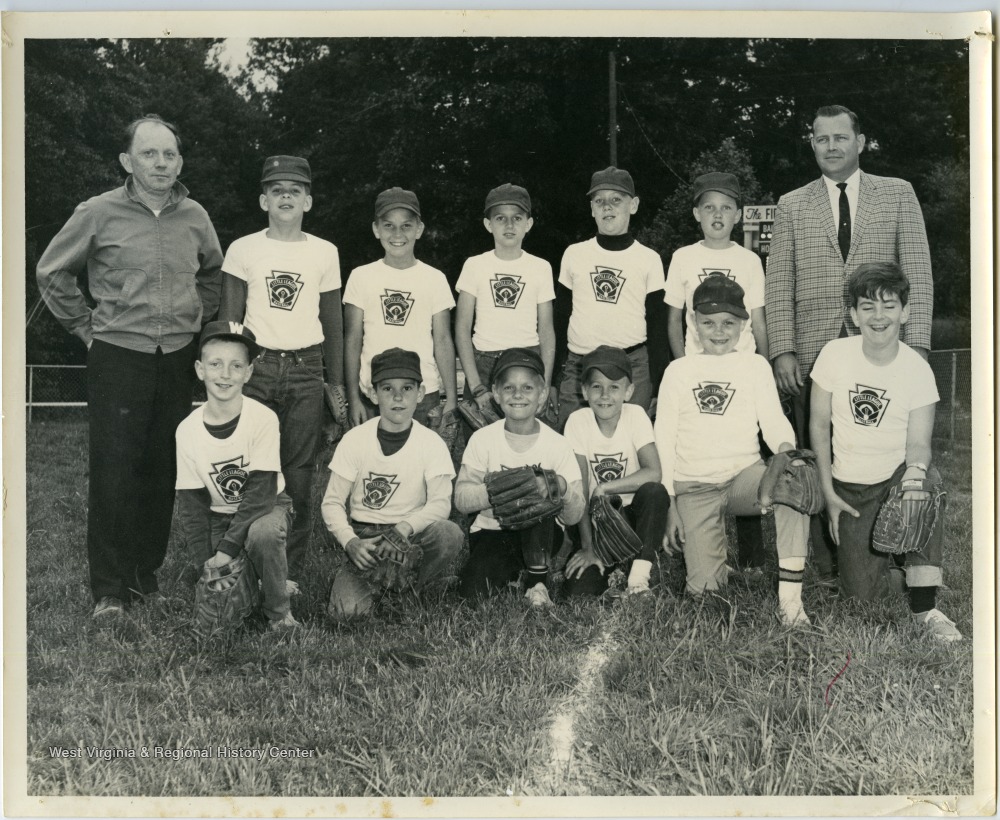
[837,182,851,262]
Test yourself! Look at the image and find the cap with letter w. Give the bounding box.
[198,320,260,359]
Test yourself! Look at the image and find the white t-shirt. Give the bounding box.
[811,337,939,485]
[327,418,455,526]
[456,250,555,351]
[462,420,582,532]
[663,241,765,354]
[175,397,285,514]
[563,404,655,506]
[222,229,341,351]
[344,259,456,395]
[654,352,795,495]
[558,238,665,354]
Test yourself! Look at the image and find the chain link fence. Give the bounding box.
[26,350,973,446]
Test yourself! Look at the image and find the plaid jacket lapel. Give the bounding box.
[811,179,840,260]
[850,171,877,262]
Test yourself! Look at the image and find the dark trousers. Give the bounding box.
[86,339,196,602]
[789,378,838,579]
[458,519,557,601]
[244,346,325,581]
[564,482,669,596]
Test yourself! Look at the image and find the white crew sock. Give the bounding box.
[627,559,653,590]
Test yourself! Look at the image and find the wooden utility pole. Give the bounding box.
[608,50,617,166]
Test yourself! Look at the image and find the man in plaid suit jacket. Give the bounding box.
[765,104,933,582]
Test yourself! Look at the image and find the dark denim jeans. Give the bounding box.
[244,345,325,580]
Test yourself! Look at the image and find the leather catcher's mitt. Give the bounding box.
[192,551,260,638]
[872,476,945,555]
[457,397,502,430]
[758,448,824,515]
[324,383,350,427]
[485,465,564,530]
[366,528,423,592]
[590,494,643,565]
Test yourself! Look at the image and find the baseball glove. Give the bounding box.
[192,551,260,638]
[872,476,946,554]
[457,397,502,430]
[590,494,643,565]
[324,383,350,428]
[485,465,564,530]
[758,448,824,515]
[367,528,423,592]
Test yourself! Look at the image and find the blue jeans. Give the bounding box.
[556,345,652,431]
[244,345,325,581]
[328,519,464,620]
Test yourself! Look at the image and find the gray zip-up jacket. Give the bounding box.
[36,177,223,353]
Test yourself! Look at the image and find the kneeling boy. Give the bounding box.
[175,321,298,632]
[810,261,960,641]
[322,348,464,619]
[654,277,811,626]
[455,348,585,607]
[563,345,668,597]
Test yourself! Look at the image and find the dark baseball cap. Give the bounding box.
[375,187,421,219]
[261,155,312,185]
[199,320,260,359]
[692,276,749,319]
[484,183,532,216]
[587,166,635,198]
[490,347,545,384]
[579,345,633,382]
[692,172,741,205]
[371,347,422,384]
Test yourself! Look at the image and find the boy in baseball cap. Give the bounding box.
[322,347,464,620]
[174,320,299,632]
[551,166,668,430]
[561,345,669,597]
[343,187,459,439]
[455,347,585,607]
[218,154,345,593]
[663,171,771,576]
[654,277,812,626]
[454,183,556,433]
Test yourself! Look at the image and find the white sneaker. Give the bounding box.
[285,580,301,597]
[914,608,963,642]
[524,582,553,609]
[270,612,302,632]
[625,582,652,598]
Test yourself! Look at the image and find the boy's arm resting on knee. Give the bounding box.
[809,384,858,543]
[561,479,586,526]
[218,273,248,323]
[400,474,454,536]
[176,489,216,561]
[454,464,490,514]
[218,471,279,557]
[320,289,345,385]
[903,403,936,482]
[599,443,662,496]
[321,472,360,548]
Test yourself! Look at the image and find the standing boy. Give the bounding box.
[663,171,768,574]
[175,321,298,632]
[655,277,811,626]
[552,166,668,429]
[219,155,344,589]
[455,183,556,422]
[810,262,960,641]
[562,346,669,597]
[455,348,585,607]
[322,348,464,620]
[344,188,458,430]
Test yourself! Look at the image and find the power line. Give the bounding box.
[617,85,686,185]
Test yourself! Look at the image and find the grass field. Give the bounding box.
[23,420,975,799]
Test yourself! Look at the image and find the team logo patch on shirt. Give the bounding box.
[490,274,525,309]
[693,382,735,415]
[589,267,624,304]
[590,453,627,484]
[265,270,304,311]
[698,269,733,282]
[380,290,415,326]
[849,384,890,427]
[362,472,401,510]
[210,457,250,504]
